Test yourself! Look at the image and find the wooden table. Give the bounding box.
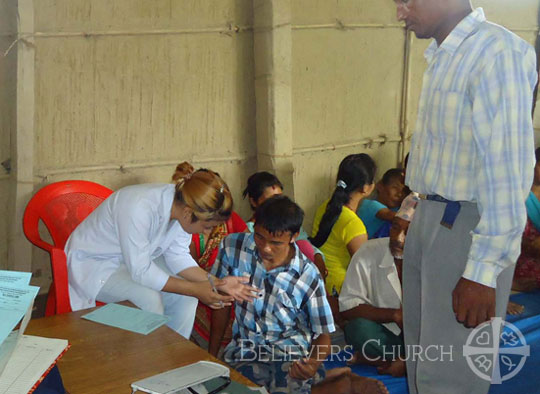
[26,306,253,393]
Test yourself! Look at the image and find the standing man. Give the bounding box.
[393,1,537,393]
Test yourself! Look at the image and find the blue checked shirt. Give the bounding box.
[211,233,335,363]
[407,8,537,288]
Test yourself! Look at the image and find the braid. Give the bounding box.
[310,187,350,247]
[310,153,376,248]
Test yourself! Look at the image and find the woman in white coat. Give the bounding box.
[66,162,257,338]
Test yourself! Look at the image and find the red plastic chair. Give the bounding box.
[23,180,113,315]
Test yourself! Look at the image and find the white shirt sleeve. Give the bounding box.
[116,202,170,291]
[162,225,198,275]
[339,247,372,312]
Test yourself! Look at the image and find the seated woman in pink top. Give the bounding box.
[242,171,328,279]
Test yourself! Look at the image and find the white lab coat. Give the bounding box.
[66,183,197,311]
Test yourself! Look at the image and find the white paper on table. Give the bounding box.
[0,297,35,376]
[0,335,68,394]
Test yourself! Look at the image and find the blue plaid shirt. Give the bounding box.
[211,232,335,363]
[406,8,537,288]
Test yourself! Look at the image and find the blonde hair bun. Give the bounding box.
[172,161,195,184]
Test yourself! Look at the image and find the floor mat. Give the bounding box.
[324,291,540,394]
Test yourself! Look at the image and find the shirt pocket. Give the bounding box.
[272,289,299,327]
[427,90,466,140]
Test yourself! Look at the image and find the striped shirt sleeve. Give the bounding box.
[463,46,537,287]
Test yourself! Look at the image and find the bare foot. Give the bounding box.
[325,366,351,380]
[351,374,389,394]
[347,351,387,367]
[377,359,406,377]
[507,301,525,315]
[312,369,352,394]
[313,369,388,394]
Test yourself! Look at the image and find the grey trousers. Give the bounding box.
[403,200,514,394]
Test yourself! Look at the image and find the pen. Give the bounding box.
[207,273,224,308]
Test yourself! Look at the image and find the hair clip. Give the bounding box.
[219,185,224,193]
[337,180,347,189]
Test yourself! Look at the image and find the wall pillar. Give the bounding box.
[253,0,295,198]
[8,0,34,272]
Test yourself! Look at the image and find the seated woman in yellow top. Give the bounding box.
[311,154,376,323]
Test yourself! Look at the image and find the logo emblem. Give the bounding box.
[463,317,529,383]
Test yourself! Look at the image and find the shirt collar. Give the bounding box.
[424,7,486,62]
[287,244,303,275]
[378,247,396,269]
[164,184,176,219]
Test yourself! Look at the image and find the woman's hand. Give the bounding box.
[216,275,260,302]
[192,280,234,309]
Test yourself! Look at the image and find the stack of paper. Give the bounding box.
[0,270,69,394]
[0,335,68,394]
[0,270,39,376]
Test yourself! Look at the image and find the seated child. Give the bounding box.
[243,171,328,279]
[357,168,405,239]
[339,238,405,377]
[211,196,388,394]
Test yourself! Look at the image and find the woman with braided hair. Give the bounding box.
[66,161,258,338]
[311,153,376,325]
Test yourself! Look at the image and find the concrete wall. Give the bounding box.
[11,0,257,291]
[292,0,540,230]
[291,0,406,229]
[3,0,540,290]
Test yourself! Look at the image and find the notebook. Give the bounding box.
[0,335,69,394]
[82,303,169,335]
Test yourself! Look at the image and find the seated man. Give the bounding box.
[339,237,405,377]
[357,169,405,239]
[211,195,387,394]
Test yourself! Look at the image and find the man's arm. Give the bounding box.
[341,304,402,328]
[313,253,328,280]
[375,208,396,222]
[454,45,537,328]
[289,333,331,380]
[290,271,337,379]
[207,238,238,355]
